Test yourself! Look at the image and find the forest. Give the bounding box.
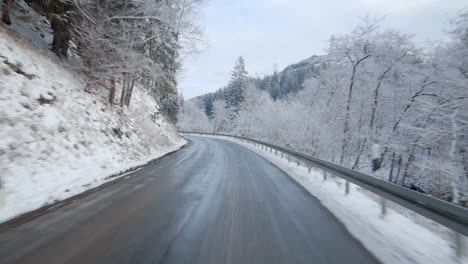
[2,0,205,122]
[178,14,468,206]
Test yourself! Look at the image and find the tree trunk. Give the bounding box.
[460,126,468,207]
[2,0,11,25]
[402,146,418,186]
[352,140,365,170]
[120,75,128,107]
[388,151,396,182]
[125,79,136,107]
[393,154,402,184]
[340,64,357,165]
[49,0,72,57]
[340,55,370,165]
[109,78,116,105]
[352,103,366,169]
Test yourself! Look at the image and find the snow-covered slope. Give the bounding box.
[282,55,324,74]
[0,27,185,223]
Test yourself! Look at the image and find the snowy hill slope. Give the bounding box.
[282,55,324,74]
[0,27,185,223]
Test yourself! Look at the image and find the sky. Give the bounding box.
[178,0,467,99]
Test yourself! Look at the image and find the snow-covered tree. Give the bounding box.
[177,100,212,132]
[68,0,205,120]
[225,56,248,111]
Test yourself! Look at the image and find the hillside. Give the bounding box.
[0,26,185,223]
[191,55,325,118]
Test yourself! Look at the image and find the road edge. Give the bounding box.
[0,140,189,233]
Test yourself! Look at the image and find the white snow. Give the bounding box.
[212,135,468,264]
[0,27,185,223]
[2,0,53,50]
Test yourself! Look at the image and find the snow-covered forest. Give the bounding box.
[2,0,205,122]
[0,0,204,221]
[178,14,468,206]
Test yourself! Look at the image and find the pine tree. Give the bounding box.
[270,70,281,100]
[203,95,215,119]
[225,57,248,111]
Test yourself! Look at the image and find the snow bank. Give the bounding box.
[214,135,466,264]
[0,28,185,223]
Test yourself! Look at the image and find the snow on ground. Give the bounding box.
[0,27,185,223]
[212,135,467,264]
[1,0,53,50]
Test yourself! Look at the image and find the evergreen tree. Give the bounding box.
[270,70,281,100]
[225,56,248,111]
[203,95,215,119]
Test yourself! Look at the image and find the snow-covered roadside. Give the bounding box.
[212,135,466,264]
[0,28,185,223]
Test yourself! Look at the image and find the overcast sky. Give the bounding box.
[178,0,467,99]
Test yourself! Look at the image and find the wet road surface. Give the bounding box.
[0,136,379,264]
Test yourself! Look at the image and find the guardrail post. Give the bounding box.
[380,197,387,216]
[323,170,327,181]
[307,164,311,173]
[296,158,300,166]
[270,147,272,153]
[281,152,283,158]
[345,181,350,195]
[275,149,277,156]
[287,155,290,163]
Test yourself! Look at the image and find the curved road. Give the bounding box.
[0,136,379,264]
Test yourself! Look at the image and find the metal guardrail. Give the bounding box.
[181,131,468,240]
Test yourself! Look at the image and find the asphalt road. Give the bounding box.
[0,136,379,264]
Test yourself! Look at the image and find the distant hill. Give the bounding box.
[190,55,325,117]
[282,55,324,73]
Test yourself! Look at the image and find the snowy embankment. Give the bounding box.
[0,27,185,223]
[213,135,466,264]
